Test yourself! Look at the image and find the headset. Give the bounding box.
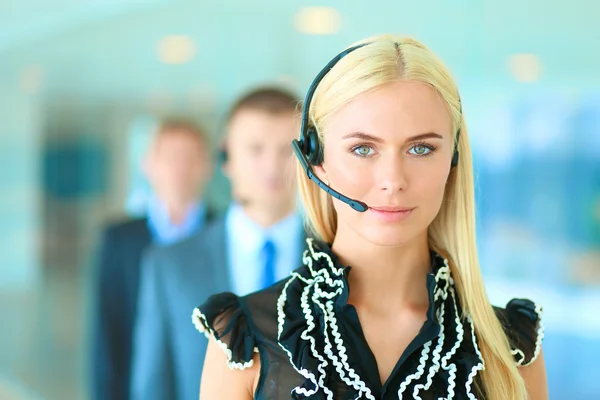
[291,42,461,212]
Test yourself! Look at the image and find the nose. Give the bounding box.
[377,152,407,193]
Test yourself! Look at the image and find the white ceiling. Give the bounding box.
[1,0,599,105]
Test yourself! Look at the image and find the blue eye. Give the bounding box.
[409,144,435,156]
[353,145,375,157]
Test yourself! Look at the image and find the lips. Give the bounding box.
[370,206,415,212]
[368,206,415,222]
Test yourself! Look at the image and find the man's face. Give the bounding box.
[146,129,212,203]
[223,108,299,210]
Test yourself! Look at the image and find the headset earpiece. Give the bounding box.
[451,150,459,168]
[450,126,461,169]
[303,128,323,166]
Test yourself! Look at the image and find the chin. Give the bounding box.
[349,225,410,247]
[351,217,432,248]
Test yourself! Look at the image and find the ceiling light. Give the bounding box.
[294,7,342,35]
[157,35,196,65]
[507,53,542,83]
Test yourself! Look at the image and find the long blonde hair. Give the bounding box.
[296,34,527,400]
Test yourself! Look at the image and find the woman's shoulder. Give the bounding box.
[192,277,295,369]
[192,291,257,370]
[493,298,544,367]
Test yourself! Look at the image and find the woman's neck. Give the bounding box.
[331,228,432,314]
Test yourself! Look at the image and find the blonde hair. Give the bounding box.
[297,35,527,399]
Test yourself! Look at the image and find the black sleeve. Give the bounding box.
[192,292,257,370]
[495,298,544,367]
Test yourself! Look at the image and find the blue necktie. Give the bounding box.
[261,239,277,288]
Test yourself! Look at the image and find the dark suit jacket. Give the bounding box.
[130,216,307,400]
[91,209,213,400]
[91,218,152,400]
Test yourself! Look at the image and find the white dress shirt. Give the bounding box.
[225,203,304,296]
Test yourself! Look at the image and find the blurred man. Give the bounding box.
[131,87,306,400]
[91,119,213,400]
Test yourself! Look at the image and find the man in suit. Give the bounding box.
[91,119,213,400]
[131,87,306,400]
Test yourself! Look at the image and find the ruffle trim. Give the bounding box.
[192,293,258,370]
[277,238,486,399]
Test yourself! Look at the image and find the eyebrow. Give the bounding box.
[341,131,444,143]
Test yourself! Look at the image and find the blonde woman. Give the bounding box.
[193,35,547,399]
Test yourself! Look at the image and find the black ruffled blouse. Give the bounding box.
[193,239,543,399]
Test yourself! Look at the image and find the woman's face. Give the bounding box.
[316,80,455,247]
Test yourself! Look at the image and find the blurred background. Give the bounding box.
[0,0,598,399]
